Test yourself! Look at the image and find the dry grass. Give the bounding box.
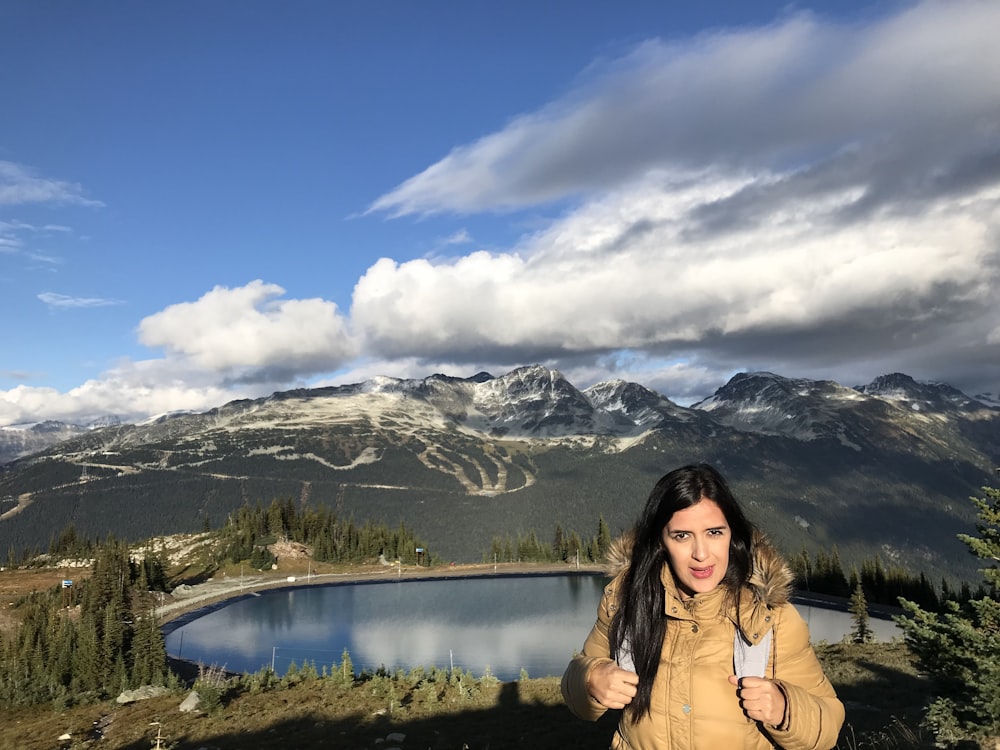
[0,643,941,750]
[816,641,935,747]
[3,673,615,750]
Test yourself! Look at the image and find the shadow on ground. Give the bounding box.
[110,682,621,750]
[835,657,932,739]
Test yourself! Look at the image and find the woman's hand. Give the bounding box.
[587,661,639,709]
[728,674,787,727]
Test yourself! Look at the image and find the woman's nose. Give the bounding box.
[692,536,708,560]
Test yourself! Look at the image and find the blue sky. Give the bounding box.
[2,0,999,427]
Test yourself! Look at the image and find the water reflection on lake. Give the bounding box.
[162,574,899,682]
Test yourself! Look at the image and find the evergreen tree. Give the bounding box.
[250,545,277,570]
[130,610,168,687]
[566,531,582,563]
[266,499,286,539]
[897,484,1000,746]
[337,647,355,684]
[960,486,1000,592]
[0,533,174,708]
[553,524,566,561]
[596,516,611,560]
[848,582,874,644]
[71,614,101,695]
[790,546,813,590]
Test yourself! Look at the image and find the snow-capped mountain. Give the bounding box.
[854,372,987,413]
[691,371,999,460]
[2,365,997,584]
[583,379,701,429]
[692,372,867,444]
[1,421,90,465]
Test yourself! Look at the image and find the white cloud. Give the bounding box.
[355,173,998,359]
[26,252,61,266]
[137,280,358,381]
[369,1,1000,216]
[1,282,358,427]
[38,292,122,309]
[0,161,104,207]
[0,359,262,426]
[441,229,473,245]
[355,0,1000,400]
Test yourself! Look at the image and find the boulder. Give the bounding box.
[116,685,169,704]
[179,690,202,713]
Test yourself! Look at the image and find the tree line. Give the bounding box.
[484,517,613,564]
[788,546,957,611]
[0,538,173,707]
[483,514,969,613]
[213,497,436,567]
[0,498,436,710]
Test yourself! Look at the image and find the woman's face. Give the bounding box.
[662,498,731,599]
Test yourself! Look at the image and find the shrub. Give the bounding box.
[897,484,1000,746]
[193,663,230,714]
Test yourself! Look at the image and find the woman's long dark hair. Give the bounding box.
[609,463,755,720]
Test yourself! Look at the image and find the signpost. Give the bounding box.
[61,579,73,607]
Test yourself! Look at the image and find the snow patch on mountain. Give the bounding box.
[4,366,996,471]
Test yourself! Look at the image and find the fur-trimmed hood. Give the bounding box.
[605,529,794,609]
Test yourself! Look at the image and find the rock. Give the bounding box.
[179,690,203,713]
[386,733,406,743]
[116,685,169,704]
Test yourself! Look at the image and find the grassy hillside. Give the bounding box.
[1,641,933,750]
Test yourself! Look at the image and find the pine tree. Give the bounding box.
[596,516,611,560]
[337,647,355,685]
[848,582,874,643]
[129,609,168,687]
[960,486,1000,592]
[71,614,101,695]
[897,484,1000,746]
[553,524,566,561]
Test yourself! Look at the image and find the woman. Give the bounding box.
[562,464,845,749]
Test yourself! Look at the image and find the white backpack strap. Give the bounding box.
[733,628,772,678]
[617,634,635,673]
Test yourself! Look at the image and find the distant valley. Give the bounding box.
[2,366,997,585]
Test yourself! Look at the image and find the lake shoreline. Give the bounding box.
[155,560,607,625]
[155,558,900,629]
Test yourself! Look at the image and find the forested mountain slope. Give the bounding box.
[2,366,997,584]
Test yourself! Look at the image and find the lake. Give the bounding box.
[162,573,900,682]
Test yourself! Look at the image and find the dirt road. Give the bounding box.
[154,560,605,624]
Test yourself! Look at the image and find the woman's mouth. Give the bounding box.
[690,566,714,580]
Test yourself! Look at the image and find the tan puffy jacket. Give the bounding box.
[562,534,845,750]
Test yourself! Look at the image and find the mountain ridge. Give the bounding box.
[2,366,997,585]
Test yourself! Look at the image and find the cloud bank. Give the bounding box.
[369,2,1000,217]
[3,0,999,426]
[357,0,1000,396]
